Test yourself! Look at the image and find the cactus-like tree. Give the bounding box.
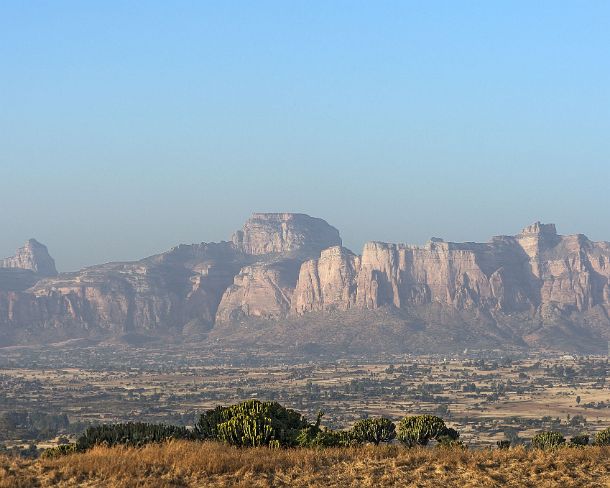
[195,400,309,447]
[351,417,396,445]
[531,431,565,450]
[595,427,610,446]
[397,415,450,447]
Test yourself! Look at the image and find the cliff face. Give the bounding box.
[293,223,610,322]
[1,239,57,276]
[0,213,342,344]
[232,213,341,256]
[292,246,360,314]
[1,216,609,352]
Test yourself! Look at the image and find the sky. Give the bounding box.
[1,1,609,271]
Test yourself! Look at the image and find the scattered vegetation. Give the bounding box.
[75,422,195,451]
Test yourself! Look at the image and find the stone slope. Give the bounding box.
[0,213,341,345]
[1,216,609,352]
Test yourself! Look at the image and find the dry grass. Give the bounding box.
[1,441,609,487]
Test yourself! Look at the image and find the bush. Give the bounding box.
[41,443,77,458]
[397,415,449,447]
[496,440,511,449]
[297,428,353,448]
[351,418,396,445]
[195,400,309,447]
[594,427,610,446]
[76,423,194,451]
[531,431,565,450]
[569,434,589,447]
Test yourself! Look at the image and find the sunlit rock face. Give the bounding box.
[1,239,57,277]
[1,216,609,352]
[292,222,610,321]
[232,213,341,256]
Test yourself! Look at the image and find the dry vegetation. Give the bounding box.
[1,441,610,488]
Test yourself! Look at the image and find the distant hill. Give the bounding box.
[1,213,610,353]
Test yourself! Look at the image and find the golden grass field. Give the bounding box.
[1,441,609,488]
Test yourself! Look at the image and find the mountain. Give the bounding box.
[0,239,57,292]
[1,214,609,353]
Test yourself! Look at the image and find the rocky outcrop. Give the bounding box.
[288,222,610,350]
[0,239,58,292]
[0,213,343,344]
[215,213,342,322]
[1,216,610,352]
[292,246,360,314]
[232,213,341,256]
[216,260,301,321]
[1,239,57,277]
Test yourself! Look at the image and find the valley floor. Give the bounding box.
[1,441,609,488]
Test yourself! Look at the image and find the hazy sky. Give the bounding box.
[1,1,609,271]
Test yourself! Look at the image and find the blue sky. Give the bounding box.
[1,1,609,270]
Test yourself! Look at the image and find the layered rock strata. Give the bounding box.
[1,215,609,351]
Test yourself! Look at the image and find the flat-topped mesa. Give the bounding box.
[519,222,557,236]
[231,213,341,256]
[0,239,57,277]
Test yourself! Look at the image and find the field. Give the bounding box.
[1,343,609,452]
[2,441,610,487]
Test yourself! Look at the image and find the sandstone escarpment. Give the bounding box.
[232,213,341,256]
[1,216,610,352]
[292,246,360,314]
[291,223,610,342]
[216,261,301,321]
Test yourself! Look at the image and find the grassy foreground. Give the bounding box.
[1,441,609,488]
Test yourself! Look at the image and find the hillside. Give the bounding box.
[1,441,609,487]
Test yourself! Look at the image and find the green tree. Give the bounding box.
[531,431,565,450]
[351,418,396,445]
[397,415,450,447]
[595,427,610,446]
[195,400,309,447]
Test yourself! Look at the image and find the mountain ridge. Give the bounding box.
[1,214,609,353]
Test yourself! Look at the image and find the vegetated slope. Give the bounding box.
[1,441,609,488]
[2,214,610,353]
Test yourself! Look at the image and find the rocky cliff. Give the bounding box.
[1,239,57,277]
[1,215,609,352]
[0,239,58,292]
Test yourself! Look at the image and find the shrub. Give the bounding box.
[569,434,589,447]
[195,400,309,447]
[531,431,565,450]
[397,415,448,447]
[297,428,353,448]
[76,423,194,451]
[594,427,610,446]
[436,427,463,448]
[351,418,396,445]
[295,411,354,448]
[41,443,77,458]
[496,440,511,449]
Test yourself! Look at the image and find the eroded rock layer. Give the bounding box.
[1,215,609,352]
